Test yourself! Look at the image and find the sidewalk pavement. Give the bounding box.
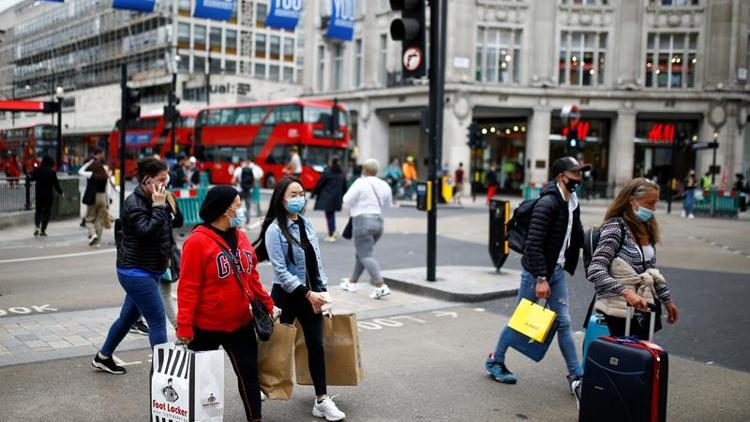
[382,266,520,302]
[0,270,455,368]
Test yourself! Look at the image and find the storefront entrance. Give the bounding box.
[550,115,611,198]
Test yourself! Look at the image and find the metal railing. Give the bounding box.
[0,176,35,213]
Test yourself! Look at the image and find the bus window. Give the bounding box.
[220,109,237,126]
[204,146,250,163]
[251,106,268,124]
[274,104,302,124]
[207,109,223,126]
[303,106,331,124]
[266,145,291,165]
[179,116,196,128]
[235,107,252,125]
[301,146,345,168]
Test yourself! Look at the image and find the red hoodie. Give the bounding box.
[177,225,274,339]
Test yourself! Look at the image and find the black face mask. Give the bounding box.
[564,177,581,193]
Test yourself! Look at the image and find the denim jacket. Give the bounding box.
[265,216,328,294]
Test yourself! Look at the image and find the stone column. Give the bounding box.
[441,96,472,194]
[357,110,389,170]
[525,106,552,185]
[609,109,637,192]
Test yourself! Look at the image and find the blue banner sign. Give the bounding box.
[194,0,235,21]
[126,133,153,146]
[265,0,302,30]
[112,0,156,12]
[325,0,356,41]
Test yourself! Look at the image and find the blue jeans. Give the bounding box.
[325,211,336,237]
[684,189,695,214]
[493,267,582,377]
[101,271,168,356]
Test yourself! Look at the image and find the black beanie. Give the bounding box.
[199,185,239,223]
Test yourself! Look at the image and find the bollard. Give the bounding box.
[24,173,31,210]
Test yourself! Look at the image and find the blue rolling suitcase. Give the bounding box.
[579,308,668,422]
[581,313,609,364]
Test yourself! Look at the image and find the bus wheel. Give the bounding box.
[265,174,276,189]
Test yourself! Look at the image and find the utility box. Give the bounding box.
[52,175,82,219]
[416,182,429,211]
[489,198,510,271]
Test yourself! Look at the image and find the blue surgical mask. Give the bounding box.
[228,207,246,228]
[633,204,654,222]
[285,197,306,215]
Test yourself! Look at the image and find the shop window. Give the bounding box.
[178,0,191,16]
[645,33,698,89]
[559,31,607,86]
[476,27,522,84]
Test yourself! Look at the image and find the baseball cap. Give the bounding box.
[550,156,591,178]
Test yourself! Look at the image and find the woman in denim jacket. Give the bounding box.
[255,176,345,422]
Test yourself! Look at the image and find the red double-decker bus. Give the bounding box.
[0,124,58,173]
[109,111,197,178]
[194,99,350,189]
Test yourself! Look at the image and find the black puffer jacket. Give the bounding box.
[116,187,173,273]
[311,169,347,212]
[521,182,583,279]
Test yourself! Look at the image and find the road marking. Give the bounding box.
[113,356,142,367]
[0,304,58,317]
[0,249,115,264]
[433,311,458,318]
[473,308,486,312]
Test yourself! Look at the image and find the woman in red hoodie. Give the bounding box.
[177,185,277,422]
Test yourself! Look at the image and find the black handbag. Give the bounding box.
[341,218,353,239]
[211,239,274,341]
[81,181,95,205]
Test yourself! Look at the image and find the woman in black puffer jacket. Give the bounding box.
[92,158,174,375]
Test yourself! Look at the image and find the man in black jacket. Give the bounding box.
[486,156,589,397]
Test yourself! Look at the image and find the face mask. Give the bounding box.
[633,204,654,222]
[564,177,581,193]
[227,207,246,228]
[285,197,306,215]
[165,173,171,185]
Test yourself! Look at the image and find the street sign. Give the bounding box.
[403,47,423,73]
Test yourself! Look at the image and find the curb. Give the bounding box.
[383,275,518,303]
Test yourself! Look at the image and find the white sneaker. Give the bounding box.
[312,396,345,421]
[688,214,695,219]
[681,210,686,218]
[260,391,267,401]
[370,285,391,299]
[339,280,359,292]
[88,234,98,246]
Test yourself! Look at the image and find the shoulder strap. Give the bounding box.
[367,178,383,209]
[210,237,253,300]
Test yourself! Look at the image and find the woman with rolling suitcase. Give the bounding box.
[586,177,679,338]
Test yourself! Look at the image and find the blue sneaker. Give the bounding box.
[485,353,517,384]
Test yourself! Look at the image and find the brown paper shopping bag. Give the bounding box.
[258,322,296,400]
[295,313,362,386]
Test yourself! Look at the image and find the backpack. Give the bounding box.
[507,198,539,254]
[240,167,254,191]
[582,219,627,273]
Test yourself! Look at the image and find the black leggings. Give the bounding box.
[35,197,52,232]
[271,284,327,396]
[189,324,261,421]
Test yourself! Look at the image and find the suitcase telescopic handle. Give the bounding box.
[625,306,656,341]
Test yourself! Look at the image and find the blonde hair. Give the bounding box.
[362,159,380,176]
[603,178,661,244]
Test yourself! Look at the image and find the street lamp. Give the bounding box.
[54,86,63,170]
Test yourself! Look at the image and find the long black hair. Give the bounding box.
[253,176,304,261]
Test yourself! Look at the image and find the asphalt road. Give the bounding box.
[0,307,748,422]
[1,204,749,374]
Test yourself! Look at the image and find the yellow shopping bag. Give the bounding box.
[507,298,557,343]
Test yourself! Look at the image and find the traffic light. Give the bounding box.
[466,122,485,149]
[123,86,141,121]
[565,126,585,153]
[390,0,426,79]
[164,92,180,122]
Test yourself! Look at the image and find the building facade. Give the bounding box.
[0,0,305,160]
[304,0,750,195]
